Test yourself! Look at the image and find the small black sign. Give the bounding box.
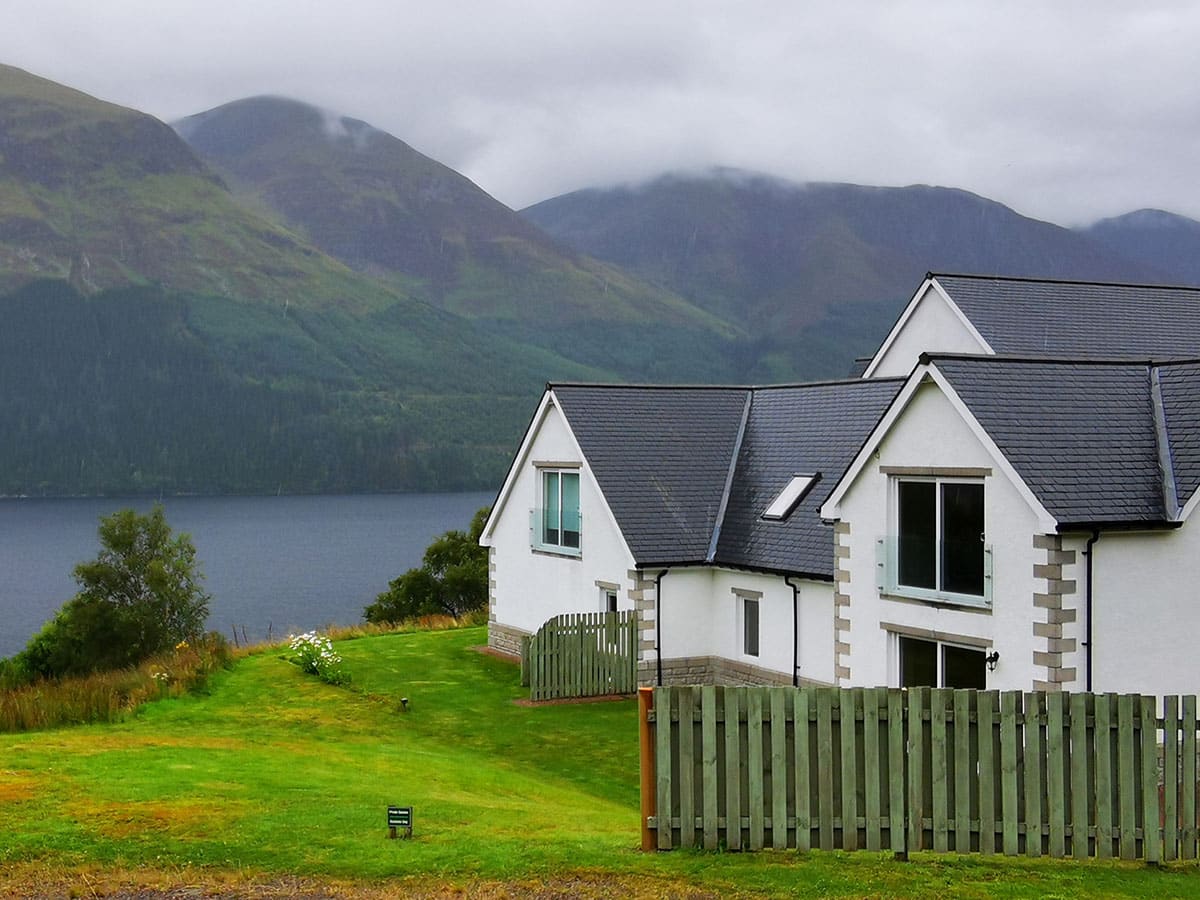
[387,805,413,838]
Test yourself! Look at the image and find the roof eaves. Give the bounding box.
[1056,518,1183,533]
[705,391,752,563]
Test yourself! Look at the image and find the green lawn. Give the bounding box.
[2,627,1198,897]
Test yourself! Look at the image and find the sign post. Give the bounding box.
[387,805,413,839]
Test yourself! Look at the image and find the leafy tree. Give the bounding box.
[13,505,211,680]
[364,506,490,623]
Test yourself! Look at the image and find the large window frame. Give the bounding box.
[531,468,581,556]
[878,475,992,608]
[891,632,988,689]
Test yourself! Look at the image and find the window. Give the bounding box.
[883,477,989,604]
[741,596,760,657]
[899,636,985,689]
[601,587,618,614]
[762,473,820,520]
[532,469,580,554]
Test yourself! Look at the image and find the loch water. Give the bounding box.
[0,491,493,659]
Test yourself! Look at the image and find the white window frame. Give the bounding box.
[888,630,989,689]
[762,473,820,520]
[597,582,619,614]
[879,475,991,608]
[735,590,761,659]
[531,467,581,557]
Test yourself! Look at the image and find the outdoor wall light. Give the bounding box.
[985,650,1000,672]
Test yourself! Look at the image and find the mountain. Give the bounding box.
[522,170,1164,379]
[173,97,740,380]
[1077,209,1200,287]
[0,65,616,495]
[0,65,404,310]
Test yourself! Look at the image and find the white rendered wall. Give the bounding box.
[1084,525,1200,695]
[487,402,636,635]
[867,287,990,379]
[657,568,835,683]
[835,381,1043,689]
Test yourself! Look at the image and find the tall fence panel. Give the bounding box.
[641,685,1200,861]
[522,611,637,701]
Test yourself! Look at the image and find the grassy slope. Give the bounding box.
[2,628,1196,897]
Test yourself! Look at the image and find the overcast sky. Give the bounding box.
[4,1,1199,225]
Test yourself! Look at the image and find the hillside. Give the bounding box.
[0,65,408,310]
[522,170,1166,379]
[1078,208,1200,287]
[0,66,614,495]
[174,97,742,381]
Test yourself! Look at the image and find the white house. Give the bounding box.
[480,380,902,686]
[482,272,1200,693]
[821,353,1200,696]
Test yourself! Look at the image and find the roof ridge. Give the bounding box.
[922,351,1200,367]
[929,271,1200,292]
[549,376,908,392]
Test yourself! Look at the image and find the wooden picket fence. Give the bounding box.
[639,685,1200,861]
[521,610,638,701]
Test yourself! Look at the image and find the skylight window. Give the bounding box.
[762,473,820,520]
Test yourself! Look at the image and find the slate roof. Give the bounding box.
[931,355,1200,526]
[551,378,903,577]
[715,380,905,575]
[933,274,1200,359]
[552,385,750,565]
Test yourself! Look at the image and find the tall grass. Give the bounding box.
[0,634,231,733]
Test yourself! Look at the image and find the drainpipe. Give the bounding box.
[655,569,667,687]
[785,576,801,687]
[1082,529,1101,691]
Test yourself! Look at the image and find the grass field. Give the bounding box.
[2,627,1199,898]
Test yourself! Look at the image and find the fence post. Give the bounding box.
[639,686,657,851]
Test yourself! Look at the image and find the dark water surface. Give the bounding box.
[0,492,492,659]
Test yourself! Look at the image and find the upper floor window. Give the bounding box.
[878,476,991,606]
[532,469,580,555]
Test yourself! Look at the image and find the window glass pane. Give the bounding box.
[898,481,936,589]
[942,644,986,689]
[561,473,580,548]
[605,590,618,613]
[941,482,984,595]
[900,636,937,687]
[743,598,759,656]
[543,471,560,544]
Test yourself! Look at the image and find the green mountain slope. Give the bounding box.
[0,66,617,495]
[0,65,407,311]
[0,279,606,494]
[522,170,1165,379]
[173,97,742,380]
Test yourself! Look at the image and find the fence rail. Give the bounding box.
[521,611,638,701]
[640,685,1200,861]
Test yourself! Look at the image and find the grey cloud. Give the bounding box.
[4,1,1200,223]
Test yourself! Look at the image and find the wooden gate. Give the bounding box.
[522,611,638,701]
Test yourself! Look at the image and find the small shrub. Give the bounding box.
[286,632,350,686]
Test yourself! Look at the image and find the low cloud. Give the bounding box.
[5,1,1200,223]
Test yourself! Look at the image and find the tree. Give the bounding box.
[364,506,489,623]
[14,505,210,679]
